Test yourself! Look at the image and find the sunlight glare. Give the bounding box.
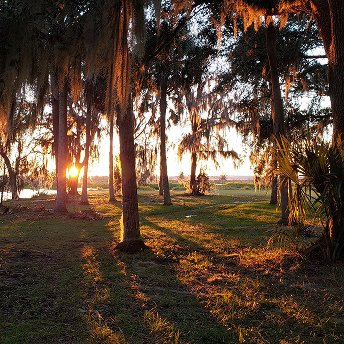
[69,166,79,178]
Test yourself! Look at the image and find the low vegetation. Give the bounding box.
[0,188,343,343]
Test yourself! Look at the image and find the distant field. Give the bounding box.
[0,190,343,343]
[85,177,257,193]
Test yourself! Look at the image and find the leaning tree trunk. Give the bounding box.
[108,111,116,202]
[266,21,289,224]
[54,82,68,213]
[116,97,147,253]
[160,75,172,205]
[0,153,18,200]
[81,102,92,204]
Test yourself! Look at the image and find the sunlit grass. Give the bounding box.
[0,189,343,343]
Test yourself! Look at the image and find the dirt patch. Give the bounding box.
[0,201,103,221]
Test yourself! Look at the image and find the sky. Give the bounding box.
[88,127,254,177]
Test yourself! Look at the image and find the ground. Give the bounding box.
[0,190,343,343]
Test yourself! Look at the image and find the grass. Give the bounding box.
[0,189,343,343]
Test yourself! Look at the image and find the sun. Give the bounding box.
[69,166,79,178]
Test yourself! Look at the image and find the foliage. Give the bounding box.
[193,169,211,195]
[275,136,344,261]
[217,13,330,189]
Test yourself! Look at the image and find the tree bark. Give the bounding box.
[266,21,289,224]
[109,111,116,202]
[54,82,68,213]
[270,174,278,205]
[159,171,163,196]
[190,151,197,194]
[0,152,18,200]
[51,74,59,190]
[81,102,92,204]
[116,97,147,253]
[160,75,172,205]
[326,0,344,140]
[68,175,79,195]
[68,116,83,196]
[294,0,344,140]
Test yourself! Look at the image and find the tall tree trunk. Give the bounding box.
[308,0,344,140]
[116,97,147,253]
[81,102,92,204]
[109,111,116,202]
[0,153,18,200]
[266,21,289,224]
[326,1,344,140]
[54,82,68,213]
[159,170,163,196]
[190,151,197,195]
[160,75,172,205]
[69,118,82,196]
[51,73,59,189]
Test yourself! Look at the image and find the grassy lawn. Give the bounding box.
[0,189,343,343]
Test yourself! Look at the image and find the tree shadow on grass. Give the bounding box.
[138,218,344,344]
[81,236,235,343]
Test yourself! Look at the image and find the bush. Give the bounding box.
[194,169,211,195]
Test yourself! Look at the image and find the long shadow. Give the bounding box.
[137,218,344,344]
[78,220,237,343]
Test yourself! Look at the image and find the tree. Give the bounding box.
[103,0,159,253]
[81,83,93,204]
[234,0,344,140]
[217,8,329,220]
[265,19,290,223]
[159,71,173,205]
[178,85,239,194]
[278,0,344,140]
[276,136,344,261]
[116,96,147,252]
[54,80,68,212]
[0,95,49,199]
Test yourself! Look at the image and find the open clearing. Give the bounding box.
[0,188,343,343]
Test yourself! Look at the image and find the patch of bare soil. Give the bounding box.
[0,200,103,221]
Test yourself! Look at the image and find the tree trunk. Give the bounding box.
[81,102,92,204]
[54,82,68,213]
[270,175,278,205]
[308,0,344,140]
[0,152,18,200]
[51,73,59,189]
[159,172,163,196]
[266,21,289,224]
[68,175,79,195]
[190,151,197,195]
[69,117,82,196]
[160,76,172,205]
[327,1,344,140]
[109,111,116,202]
[116,97,147,253]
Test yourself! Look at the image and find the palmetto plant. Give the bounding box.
[275,136,344,261]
